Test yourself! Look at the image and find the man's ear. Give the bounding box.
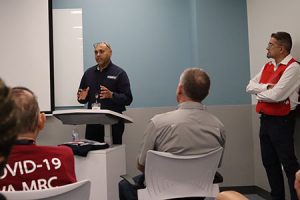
[177,84,184,95]
[37,113,46,131]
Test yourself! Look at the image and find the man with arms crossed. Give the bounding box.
[247,32,300,200]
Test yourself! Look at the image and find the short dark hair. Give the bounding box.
[180,68,210,102]
[0,79,18,174]
[11,87,40,134]
[93,41,111,50]
[271,32,292,53]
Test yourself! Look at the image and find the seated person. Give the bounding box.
[0,87,77,191]
[216,191,248,200]
[119,68,226,200]
[0,79,19,200]
[0,79,18,175]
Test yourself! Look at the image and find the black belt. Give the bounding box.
[260,110,296,118]
[15,139,35,145]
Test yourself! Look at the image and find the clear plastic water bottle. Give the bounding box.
[72,129,79,142]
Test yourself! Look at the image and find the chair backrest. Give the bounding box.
[138,147,223,200]
[1,179,91,200]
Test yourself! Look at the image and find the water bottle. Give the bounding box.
[72,129,79,142]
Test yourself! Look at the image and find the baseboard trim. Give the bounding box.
[220,185,272,200]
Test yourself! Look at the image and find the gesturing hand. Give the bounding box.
[99,85,113,99]
[77,87,90,100]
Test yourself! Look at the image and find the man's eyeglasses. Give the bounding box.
[267,43,281,49]
[93,42,111,49]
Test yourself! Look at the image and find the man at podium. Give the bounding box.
[77,42,133,144]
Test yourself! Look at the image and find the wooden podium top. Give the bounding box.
[53,109,133,125]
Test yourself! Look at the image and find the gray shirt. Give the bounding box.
[138,102,226,166]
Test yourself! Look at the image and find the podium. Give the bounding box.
[53,109,133,144]
[74,145,126,200]
[53,109,133,200]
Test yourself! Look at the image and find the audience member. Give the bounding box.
[0,87,77,191]
[119,67,226,200]
[0,79,19,200]
[0,79,18,175]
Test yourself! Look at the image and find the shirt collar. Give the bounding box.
[177,101,206,110]
[271,54,293,67]
[95,60,111,71]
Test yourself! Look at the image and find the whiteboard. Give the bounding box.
[52,9,84,107]
[0,0,52,112]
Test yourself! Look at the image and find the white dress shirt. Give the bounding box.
[246,54,300,110]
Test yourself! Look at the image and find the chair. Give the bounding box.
[138,147,223,200]
[1,179,91,200]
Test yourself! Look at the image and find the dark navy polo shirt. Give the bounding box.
[78,61,133,113]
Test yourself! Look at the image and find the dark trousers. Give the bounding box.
[119,174,144,200]
[118,174,205,200]
[85,121,125,144]
[259,111,299,200]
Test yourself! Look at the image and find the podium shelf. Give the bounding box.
[53,109,133,125]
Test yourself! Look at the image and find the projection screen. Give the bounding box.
[0,0,53,113]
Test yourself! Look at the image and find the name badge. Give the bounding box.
[107,75,116,79]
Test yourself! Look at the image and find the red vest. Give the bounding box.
[256,58,296,116]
